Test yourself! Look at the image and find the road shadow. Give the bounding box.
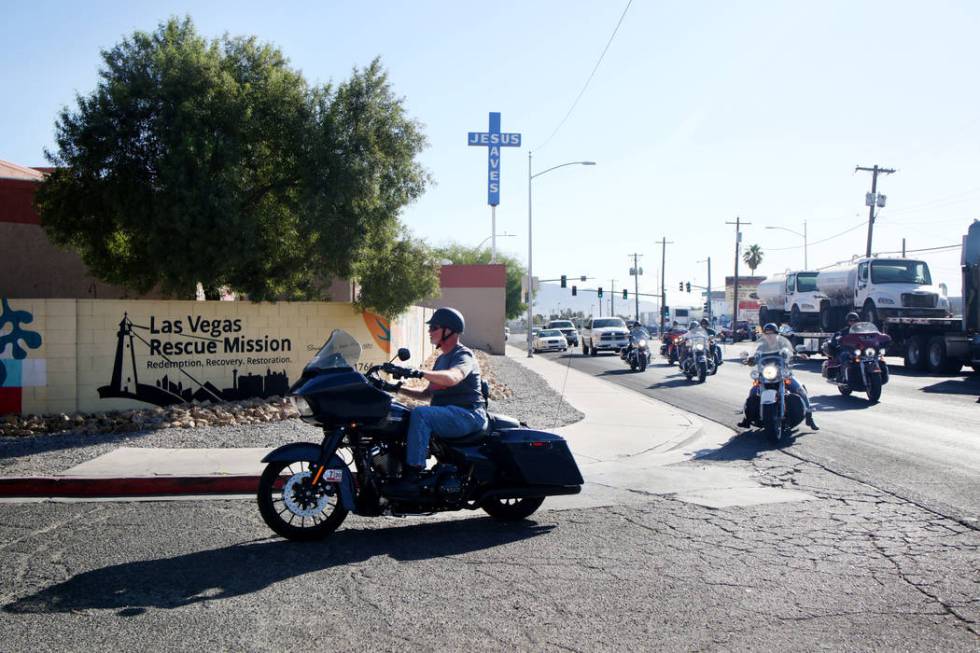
[3,517,554,616]
[921,377,980,397]
[807,394,877,412]
[0,427,163,461]
[647,376,697,390]
[689,427,807,461]
[598,368,641,377]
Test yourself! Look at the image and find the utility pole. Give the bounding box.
[629,253,643,322]
[610,279,616,316]
[657,237,673,334]
[725,217,751,323]
[706,256,712,322]
[902,237,906,258]
[856,164,896,257]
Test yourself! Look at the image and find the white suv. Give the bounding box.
[582,317,629,356]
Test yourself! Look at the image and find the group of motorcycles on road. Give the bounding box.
[615,319,893,445]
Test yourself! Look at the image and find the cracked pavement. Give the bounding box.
[0,448,976,651]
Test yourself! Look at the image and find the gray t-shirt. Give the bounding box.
[430,344,485,409]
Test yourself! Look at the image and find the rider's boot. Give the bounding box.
[805,413,819,430]
[385,465,428,498]
[736,415,752,428]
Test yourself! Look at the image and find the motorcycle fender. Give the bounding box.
[760,389,778,404]
[261,443,356,512]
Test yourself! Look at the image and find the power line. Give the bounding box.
[765,220,867,251]
[534,0,633,152]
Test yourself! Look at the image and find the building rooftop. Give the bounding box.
[0,160,46,181]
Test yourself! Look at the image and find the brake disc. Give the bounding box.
[281,471,332,518]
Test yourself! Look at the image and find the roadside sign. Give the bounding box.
[468,112,521,206]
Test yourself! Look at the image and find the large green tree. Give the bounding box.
[433,243,527,319]
[36,17,437,315]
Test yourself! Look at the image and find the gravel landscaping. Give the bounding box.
[0,351,582,477]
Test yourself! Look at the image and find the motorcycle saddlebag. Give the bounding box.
[490,429,584,487]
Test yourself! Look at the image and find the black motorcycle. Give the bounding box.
[740,335,807,444]
[620,328,650,372]
[257,330,584,541]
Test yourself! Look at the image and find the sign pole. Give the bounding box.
[491,206,497,263]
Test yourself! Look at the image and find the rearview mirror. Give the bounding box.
[397,347,411,362]
[795,344,807,353]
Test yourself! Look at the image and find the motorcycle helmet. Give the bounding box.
[763,322,779,334]
[845,311,860,323]
[427,307,465,334]
[778,324,794,336]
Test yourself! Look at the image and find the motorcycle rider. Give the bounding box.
[737,322,819,431]
[698,317,724,367]
[827,311,861,360]
[389,307,488,492]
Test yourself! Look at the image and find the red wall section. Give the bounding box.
[439,264,506,288]
[0,179,42,225]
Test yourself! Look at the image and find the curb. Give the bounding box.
[0,475,261,498]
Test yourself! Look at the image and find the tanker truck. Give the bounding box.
[815,257,951,332]
[756,271,824,330]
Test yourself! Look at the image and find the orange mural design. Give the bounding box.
[362,311,391,354]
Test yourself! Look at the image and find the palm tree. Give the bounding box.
[743,244,764,274]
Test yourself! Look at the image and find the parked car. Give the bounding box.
[581,317,629,356]
[546,319,579,346]
[732,321,757,342]
[532,329,568,353]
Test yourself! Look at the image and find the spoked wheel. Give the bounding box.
[481,496,545,521]
[257,459,349,541]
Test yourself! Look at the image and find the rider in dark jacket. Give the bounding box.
[827,312,861,359]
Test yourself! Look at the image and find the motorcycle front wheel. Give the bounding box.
[481,496,545,521]
[867,374,882,403]
[762,407,781,445]
[837,385,852,397]
[697,361,707,383]
[639,355,647,372]
[257,460,349,541]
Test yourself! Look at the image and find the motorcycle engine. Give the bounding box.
[433,464,464,504]
[370,444,403,478]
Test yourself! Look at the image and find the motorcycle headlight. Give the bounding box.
[750,370,760,380]
[864,347,876,356]
[854,349,861,357]
[694,343,705,351]
[638,339,647,348]
[762,365,778,381]
[290,395,313,417]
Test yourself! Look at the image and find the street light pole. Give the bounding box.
[477,232,515,250]
[765,222,808,269]
[526,153,596,357]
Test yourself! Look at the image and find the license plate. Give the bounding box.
[761,389,777,404]
[322,468,344,483]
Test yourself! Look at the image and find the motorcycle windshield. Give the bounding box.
[755,334,793,357]
[848,322,880,335]
[306,329,362,372]
[631,328,650,342]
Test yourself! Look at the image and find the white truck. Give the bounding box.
[581,317,630,356]
[815,257,950,332]
[756,271,824,330]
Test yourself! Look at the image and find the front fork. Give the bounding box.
[310,427,345,485]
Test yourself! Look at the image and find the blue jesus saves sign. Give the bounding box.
[468,112,521,207]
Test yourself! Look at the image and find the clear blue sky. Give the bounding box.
[4,0,978,310]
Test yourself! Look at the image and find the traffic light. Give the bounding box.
[560,275,567,288]
[679,282,683,291]
[597,287,603,298]
[622,288,628,300]
[662,305,670,317]
[572,285,577,296]
[686,282,691,293]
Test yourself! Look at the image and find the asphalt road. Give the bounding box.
[514,335,980,528]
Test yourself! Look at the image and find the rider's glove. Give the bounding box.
[381,380,402,393]
[408,368,425,379]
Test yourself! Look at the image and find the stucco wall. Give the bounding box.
[423,264,506,354]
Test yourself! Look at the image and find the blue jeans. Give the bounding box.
[749,379,812,415]
[406,405,488,468]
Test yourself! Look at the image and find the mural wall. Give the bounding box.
[0,298,433,415]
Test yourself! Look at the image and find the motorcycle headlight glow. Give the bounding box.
[762,365,778,381]
[854,349,861,356]
[638,339,647,348]
[864,347,876,356]
[290,395,313,417]
[694,343,705,351]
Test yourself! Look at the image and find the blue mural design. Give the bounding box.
[0,298,42,360]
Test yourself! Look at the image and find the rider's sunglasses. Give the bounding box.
[427,325,442,332]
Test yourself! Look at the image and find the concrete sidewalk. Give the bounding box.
[0,348,814,508]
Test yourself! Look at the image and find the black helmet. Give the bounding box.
[700,318,709,326]
[846,311,860,322]
[427,307,465,334]
[763,322,778,334]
